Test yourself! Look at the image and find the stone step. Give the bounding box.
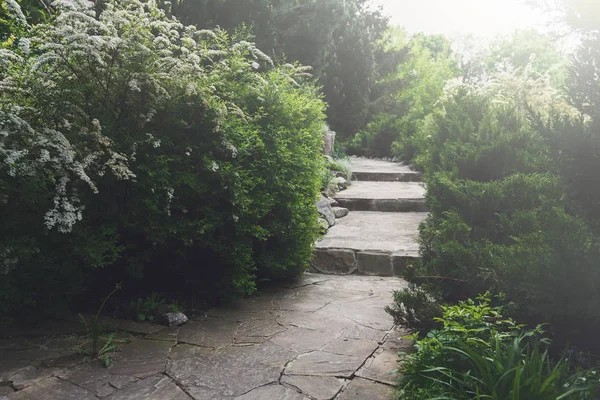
[312,211,428,277]
[334,181,427,212]
[351,158,422,182]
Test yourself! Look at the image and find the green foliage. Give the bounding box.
[485,29,568,88]
[408,69,600,347]
[129,293,181,321]
[130,294,165,322]
[349,30,458,158]
[327,157,352,181]
[385,283,443,333]
[398,294,600,400]
[78,284,121,359]
[0,0,326,320]
[168,0,389,138]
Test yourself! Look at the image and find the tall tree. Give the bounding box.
[166,0,389,138]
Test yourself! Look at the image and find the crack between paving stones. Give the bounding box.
[279,379,320,400]
[231,380,283,398]
[311,300,333,313]
[278,350,318,384]
[289,279,330,289]
[175,340,217,350]
[55,375,101,399]
[355,374,397,387]
[344,316,387,332]
[164,372,197,400]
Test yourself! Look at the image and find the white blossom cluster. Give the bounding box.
[441,62,578,119]
[1,0,309,233]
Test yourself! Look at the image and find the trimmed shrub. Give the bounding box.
[410,75,600,347]
[0,0,326,321]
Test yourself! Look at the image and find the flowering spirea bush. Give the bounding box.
[0,0,326,320]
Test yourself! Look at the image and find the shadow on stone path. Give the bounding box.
[0,273,411,400]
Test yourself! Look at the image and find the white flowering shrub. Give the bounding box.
[0,0,326,320]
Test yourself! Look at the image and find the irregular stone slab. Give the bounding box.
[276,311,348,334]
[234,384,307,400]
[337,377,394,400]
[109,339,172,378]
[145,326,180,342]
[168,343,297,398]
[58,360,115,397]
[6,377,97,400]
[284,351,364,378]
[284,273,331,289]
[268,327,334,353]
[281,375,345,400]
[9,366,57,391]
[108,374,138,390]
[316,212,426,257]
[310,249,357,275]
[357,348,399,385]
[319,302,394,332]
[178,317,240,348]
[105,375,191,400]
[235,319,287,339]
[275,291,332,313]
[1,345,80,381]
[357,252,393,277]
[321,338,378,359]
[0,385,14,395]
[340,324,388,342]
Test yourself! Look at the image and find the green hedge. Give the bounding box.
[0,0,326,321]
[410,81,600,348]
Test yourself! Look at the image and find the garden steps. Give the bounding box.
[334,181,427,212]
[313,158,427,277]
[351,158,423,182]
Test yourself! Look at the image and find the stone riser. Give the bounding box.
[352,171,422,182]
[335,198,428,212]
[310,248,418,277]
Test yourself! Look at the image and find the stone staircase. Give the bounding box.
[312,158,428,277]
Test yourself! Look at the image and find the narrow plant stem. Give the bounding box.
[94,284,121,325]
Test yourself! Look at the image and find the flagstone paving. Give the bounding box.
[0,274,411,400]
[1,158,419,399]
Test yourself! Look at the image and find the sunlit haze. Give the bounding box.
[375,0,551,37]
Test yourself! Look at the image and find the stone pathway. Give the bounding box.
[0,274,411,400]
[313,157,427,277]
[1,158,420,400]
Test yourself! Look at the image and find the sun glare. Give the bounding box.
[377,0,551,37]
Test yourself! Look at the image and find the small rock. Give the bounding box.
[333,207,349,219]
[318,218,329,232]
[334,176,348,190]
[316,195,336,227]
[328,197,339,207]
[157,312,188,327]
